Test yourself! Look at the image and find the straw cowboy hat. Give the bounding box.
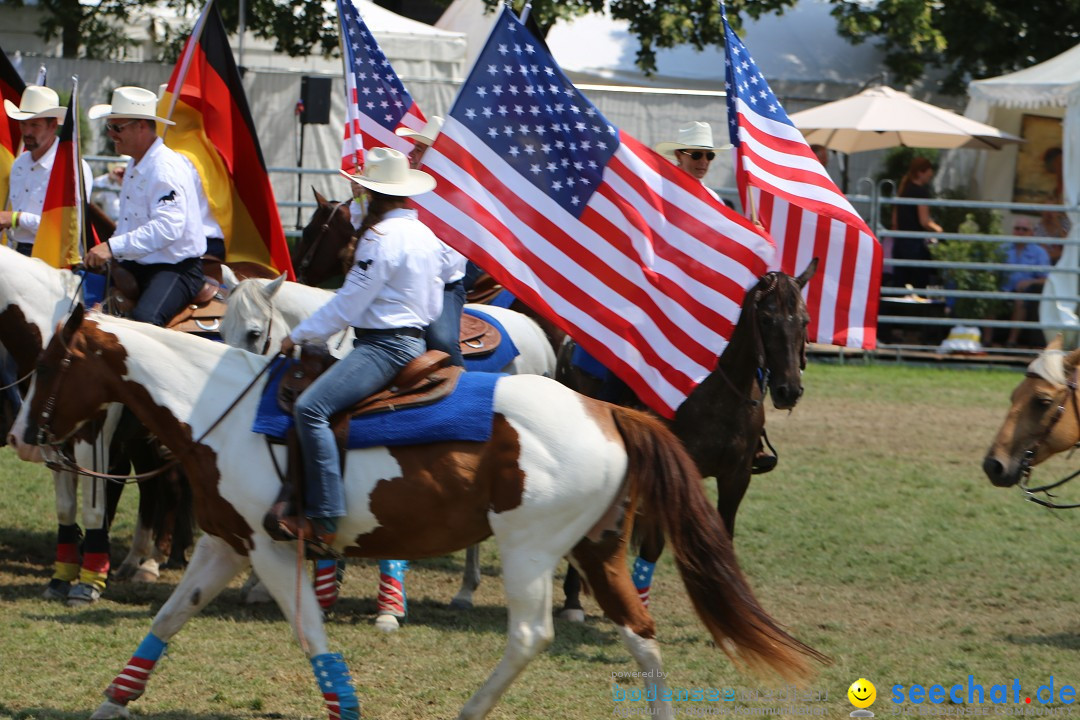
[654,121,731,158]
[88,86,175,126]
[395,116,444,146]
[341,147,436,197]
[3,85,66,122]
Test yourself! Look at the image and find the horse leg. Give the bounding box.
[68,476,112,606]
[557,564,586,622]
[246,541,360,720]
[450,544,482,610]
[715,464,754,538]
[630,529,665,610]
[571,536,672,720]
[90,534,250,720]
[375,559,408,632]
[458,553,555,720]
[45,469,80,601]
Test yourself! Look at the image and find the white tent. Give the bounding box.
[965,45,1080,340]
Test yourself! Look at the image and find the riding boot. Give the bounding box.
[751,437,778,474]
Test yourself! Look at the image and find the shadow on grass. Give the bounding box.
[1006,632,1080,651]
[0,704,262,720]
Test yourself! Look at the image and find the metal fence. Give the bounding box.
[88,157,1079,357]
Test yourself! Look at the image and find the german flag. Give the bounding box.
[0,47,25,211]
[159,3,294,279]
[34,90,86,268]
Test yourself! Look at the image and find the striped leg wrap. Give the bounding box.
[377,560,408,618]
[80,528,110,591]
[311,652,360,720]
[53,523,81,582]
[104,633,166,705]
[314,559,342,609]
[631,557,656,609]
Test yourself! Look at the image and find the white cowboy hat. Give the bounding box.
[396,116,444,146]
[88,86,175,126]
[3,85,66,122]
[341,147,436,197]
[654,121,731,158]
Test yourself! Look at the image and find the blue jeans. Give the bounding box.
[294,331,425,520]
[426,280,465,367]
[121,258,204,327]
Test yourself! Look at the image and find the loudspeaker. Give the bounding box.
[300,76,332,125]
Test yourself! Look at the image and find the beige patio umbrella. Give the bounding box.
[789,85,1022,153]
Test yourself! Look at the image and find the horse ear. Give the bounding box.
[219,264,239,290]
[312,187,329,206]
[61,303,84,344]
[796,257,819,288]
[263,273,287,299]
[1066,347,1080,376]
[1046,333,1065,352]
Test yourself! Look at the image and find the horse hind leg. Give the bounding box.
[571,536,673,720]
[557,564,586,623]
[449,543,482,610]
[458,551,556,720]
[91,533,249,720]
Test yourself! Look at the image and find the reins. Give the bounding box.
[1018,367,1080,508]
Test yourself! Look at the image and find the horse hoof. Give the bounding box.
[43,578,71,601]
[557,608,586,623]
[448,596,473,611]
[89,699,131,719]
[374,614,401,633]
[66,583,102,607]
[243,584,274,605]
[131,567,160,583]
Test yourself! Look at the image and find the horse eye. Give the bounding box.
[1033,395,1055,409]
[247,329,262,340]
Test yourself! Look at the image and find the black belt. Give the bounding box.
[352,326,424,338]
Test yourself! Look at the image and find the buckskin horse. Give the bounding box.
[14,307,825,720]
[983,336,1080,499]
[219,274,557,618]
[557,261,817,618]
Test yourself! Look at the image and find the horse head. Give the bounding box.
[11,305,113,458]
[751,258,816,410]
[983,335,1080,487]
[293,188,353,287]
[220,275,289,355]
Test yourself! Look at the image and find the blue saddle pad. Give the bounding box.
[253,358,502,448]
[462,306,518,372]
[571,342,612,381]
[490,289,517,309]
[76,270,107,309]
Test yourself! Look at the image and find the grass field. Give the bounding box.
[1,361,1079,719]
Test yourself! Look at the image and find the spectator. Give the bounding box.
[90,159,126,222]
[891,156,943,290]
[1003,216,1050,347]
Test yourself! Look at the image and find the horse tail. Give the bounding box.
[611,406,828,680]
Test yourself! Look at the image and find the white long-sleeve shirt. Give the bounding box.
[109,138,206,264]
[8,137,92,246]
[290,208,444,344]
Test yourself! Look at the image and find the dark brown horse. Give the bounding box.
[558,261,817,617]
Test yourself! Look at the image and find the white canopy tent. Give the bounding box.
[964,44,1080,341]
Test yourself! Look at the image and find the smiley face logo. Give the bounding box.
[848,678,876,709]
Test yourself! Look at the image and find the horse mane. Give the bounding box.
[1027,348,1068,385]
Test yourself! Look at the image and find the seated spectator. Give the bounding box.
[1003,216,1051,347]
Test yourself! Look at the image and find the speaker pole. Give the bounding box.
[295,93,305,229]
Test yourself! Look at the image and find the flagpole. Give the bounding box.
[71,75,85,265]
[336,0,356,174]
[162,0,216,130]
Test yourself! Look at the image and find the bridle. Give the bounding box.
[295,201,350,283]
[34,324,281,484]
[1017,368,1080,508]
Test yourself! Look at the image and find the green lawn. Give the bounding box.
[1,362,1078,719]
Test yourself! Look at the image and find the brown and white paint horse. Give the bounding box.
[984,336,1080,491]
[14,307,825,720]
[0,244,181,602]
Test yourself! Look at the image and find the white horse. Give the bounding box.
[220,275,558,622]
[0,245,170,602]
[13,308,822,720]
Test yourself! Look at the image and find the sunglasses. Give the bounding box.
[105,120,137,134]
[677,149,716,161]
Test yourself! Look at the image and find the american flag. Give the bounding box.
[337,0,425,172]
[722,12,881,349]
[413,7,773,418]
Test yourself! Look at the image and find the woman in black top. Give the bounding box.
[892,157,943,290]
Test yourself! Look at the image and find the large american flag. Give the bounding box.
[414,7,773,418]
[337,0,425,172]
[722,13,881,349]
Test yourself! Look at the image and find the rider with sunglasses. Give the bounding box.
[654,121,730,200]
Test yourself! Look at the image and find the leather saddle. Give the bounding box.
[459,313,502,358]
[106,255,229,335]
[465,272,503,305]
